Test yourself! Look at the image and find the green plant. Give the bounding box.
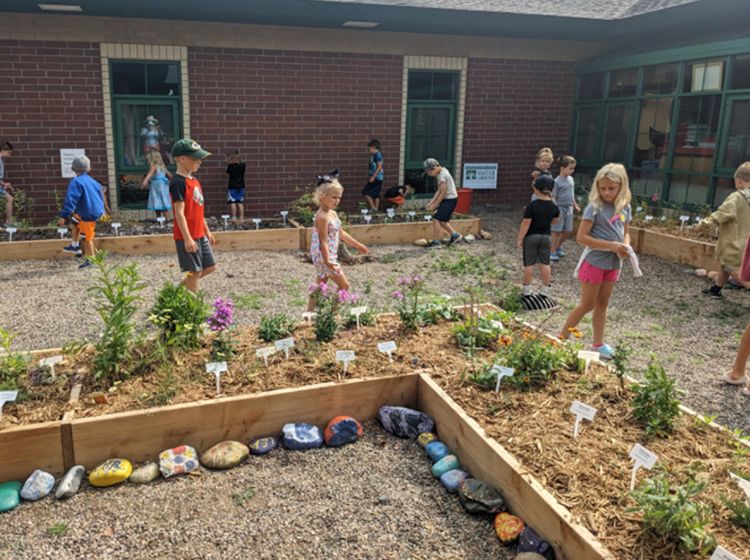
[691,413,718,432]
[631,357,682,438]
[494,283,524,314]
[149,283,209,350]
[503,336,566,390]
[725,497,750,531]
[0,187,33,227]
[453,298,503,354]
[343,307,376,328]
[628,474,715,554]
[88,252,145,383]
[46,522,69,536]
[393,274,424,331]
[309,282,340,343]
[435,252,499,278]
[233,485,256,507]
[258,312,296,343]
[232,293,262,311]
[0,327,28,391]
[612,342,631,389]
[207,298,236,361]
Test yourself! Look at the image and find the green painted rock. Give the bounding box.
[417,432,437,448]
[89,458,133,488]
[431,455,460,478]
[129,462,160,484]
[200,441,250,469]
[0,481,21,513]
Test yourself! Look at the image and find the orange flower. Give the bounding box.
[568,327,583,339]
[498,335,513,346]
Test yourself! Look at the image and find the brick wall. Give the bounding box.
[462,58,576,207]
[188,47,403,216]
[0,40,106,223]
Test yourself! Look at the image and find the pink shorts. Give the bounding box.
[578,260,619,284]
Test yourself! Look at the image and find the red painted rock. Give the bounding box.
[494,512,525,544]
[324,416,363,447]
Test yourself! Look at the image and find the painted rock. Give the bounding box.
[282,423,323,450]
[249,436,277,456]
[129,462,160,484]
[417,432,437,448]
[707,270,718,280]
[324,416,364,447]
[20,470,55,501]
[431,455,460,478]
[440,469,469,493]
[494,512,525,544]
[159,445,199,478]
[458,478,506,514]
[201,441,250,469]
[89,458,133,487]
[425,441,450,463]
[515,554,547,560]
[55,465,85,499]
[695,268,707,277]
[378,406,435,439]
[414,238,429,247]
[518,526,554,559]
[0,481,22,513]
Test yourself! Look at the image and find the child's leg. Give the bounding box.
[431,219,442,242]
[71,223,80,244]
[522,266,533,286]
[82,238,95,258]
[730,320,750,380]
[558,282,600,339]
[229,203,237,220]
[238,203,244,221]
[438,220,457,236]
[715,267,730,287]
[364,195,375,211]
[181,272,200,293]
[551,232,561,253]
[199,265,216,279]
[728,268,750,289]
[591,281,616,346]
[539,263,551,286]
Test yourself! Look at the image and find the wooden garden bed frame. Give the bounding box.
[629,226,719,271]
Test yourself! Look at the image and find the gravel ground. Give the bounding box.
[0,423,512,560]
[1,207,749,432]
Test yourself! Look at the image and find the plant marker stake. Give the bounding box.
[491,365,514,392]
[424,215,432,222]
[350,306,367,330]
[695,216,702,223]
[0,390,18,417]
[301,311,317,325]
[711,545,742,560]
[636,206,643,213]
[377,341,397,362]
[274,337,295,359]
[111,222,121,237]
[570,400,597,439]
[361,208,368,216]
[336,350,355,379]
[256,346,276,367]
[6,227,16,242]
[39,355,63,379]
[628,443,658,491]
[490,320,504,330]
[205,361,228,396]
[577,350,600,375]
[253,218,261,230]
[408,211,416,220]
[729,472,750,500]
[679,215,690,231]
[280,210,288,225]
[644,215,654,222]
[221,214,231,229]
[364,215,372,224]
[57,227,68,240]
[156,216,166,228]
[660,216,666,221]
[386,208,395,219]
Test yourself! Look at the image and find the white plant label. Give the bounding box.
[156,216,166,227]
[205,361,227,395]
[645,215,654,222]
[0,390,18,416]
[424,215,432,222]
[350,306,367,330]
[255,346,277,367]
[578,350,600,374]
[361,208,369,215]
[221,214,231,228]
[386,208,395,219]
[629,443,658,490]
[377,340,397,362]
[490,320,504,330]
[57,227,68,239]
[252,218,261,230]
[660,216,667,221]
[491,365,514,392]
[5,227,16,241]
[636,206,643,213]
[570,400,597,439]
[274,337,295,359]
[280,210,289,225]
[336,350,355,376]
[679,215,690,230]
[40,355,63,378]
[301,311,317,324]
[695,216,702,223]
[111,222,121,236]
[408,211,416,220]
[364,215,372,224]
[711,546,742,560]
[729,472,750,500]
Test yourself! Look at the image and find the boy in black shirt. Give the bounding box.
[226,151,246,221]
[382,184,414,209]
[516,175,559,297]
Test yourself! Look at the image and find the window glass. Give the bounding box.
[119,104,177,168]
[608,68,638,97]
[146,63,180,96]
[631,168,663,199]
[603,104,633,163]
[407,71,457,101]
[673,95,720,171]
[713,177,735,206]
[668,173,709,205]
[731,54,750,90]
[684,59,724,92]
[573,106,600,163]
[633,98,672,169]
[111,62,146,95]
[722,98,750,169]
[578,72,604,100]
[643,63,677,95]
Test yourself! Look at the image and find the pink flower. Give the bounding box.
[337,289,350,303]
[392,290,404,300]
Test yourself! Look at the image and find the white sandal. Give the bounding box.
[742,387,750,397]
[723,372,748,385]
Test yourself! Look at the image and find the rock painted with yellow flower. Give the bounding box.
[88,458,133,487]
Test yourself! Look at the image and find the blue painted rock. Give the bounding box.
[440,469,469,492]
[55,465,85,499]
[425,441,450,463]
[0,481,21,513]
[20,470,55,501]
[249,436,277,456]
[129,462,160,484]
[89,458,133,487]
[417,432,437,447]
[458,478,506,514]
[378,406,435,439]
[431,455,460,478]
[282,423,323,450]
[201,441,250,469]
[159,445,200,478]
[518,526,554,560]
[324,416,363,447]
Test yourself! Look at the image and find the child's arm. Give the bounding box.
[576,220,629,258]
[173,201,196,252]
[340,229,368,255]
[59,182,80,221]
[427,182,447,211]
[709,195,738,224]
[516,218,531,249]
[100,185,111,215]
[203,218,216,245]
[141,164,156,188]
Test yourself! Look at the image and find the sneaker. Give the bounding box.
[78,260,92,269]
[539,285,551,297]
[702,284,723,299]
[446,233,463,247]
[556,247,566,257]
[62,244,82,255]
[549,253,560,262]
[593,344,614,360]
[428,240,442,248]
[521,284,533,297]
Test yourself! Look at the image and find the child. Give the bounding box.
[226,151,246,221]
[363,139,383,212]
[0,141,14,227]
[558,163,632,360]
[424,158,462,247]
[308,173,368,310]
[550,155,580,261]
[382,184,414,209]
[516,175,559,297]
[141,151,172,220]
[531,147,554,180]
[169,138,217,293]
[700,161,750,298]
[57,156,105,269]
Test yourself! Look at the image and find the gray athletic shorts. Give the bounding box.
[175,237,216,273]
[523,234,551,266]
[551,205,574,233]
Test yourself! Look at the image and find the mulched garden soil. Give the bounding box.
[629,216,718,242]
[0,422,512,560]
[344,212,473,226]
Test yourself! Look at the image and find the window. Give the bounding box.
[633,98,672,169]
[603,104,633,163]
[643,63,677,95]
[111,61,180,96]
[673,95,720,171]
[573,107,600,163]
[407,71,457,101]
[721,97,750,169]
[609,68,638,97]
[731,55,750,90]
[713,177,735,206]
[578,72,604,100]
[668,173,710,205]
[684,60,724,92]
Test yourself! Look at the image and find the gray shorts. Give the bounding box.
[551,205,574,233]
[523,234,551,267]
[175,237,216,273]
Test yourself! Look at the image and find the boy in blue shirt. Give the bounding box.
[57,156,105,269]
[363,139,383,212]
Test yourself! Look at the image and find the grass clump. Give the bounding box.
[258,312,296,343]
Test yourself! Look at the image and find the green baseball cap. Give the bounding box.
[171,138,211,159]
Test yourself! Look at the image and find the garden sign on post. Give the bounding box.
[569,400,597,439]
[628,443,658,491]
[0,390,18,416]
[377,340,397,362]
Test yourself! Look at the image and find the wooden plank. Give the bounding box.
[417,374,614,560]
[71,374,419,469]
[636,228,719,270]
[0,422,65,480]
[60,412,76,472]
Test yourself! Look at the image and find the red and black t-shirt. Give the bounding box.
[170,174,205,241]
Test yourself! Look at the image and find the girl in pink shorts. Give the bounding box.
[558,163,632,360]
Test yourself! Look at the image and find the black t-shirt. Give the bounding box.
[523,199,559,236]
[383,185,406,199]
[226,162,246,189]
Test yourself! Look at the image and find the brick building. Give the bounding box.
[0,0,749,222]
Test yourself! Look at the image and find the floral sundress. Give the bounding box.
[310,212,341,278]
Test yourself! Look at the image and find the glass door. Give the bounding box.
[717,95,750,174]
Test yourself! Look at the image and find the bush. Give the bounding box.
[0,327,28,391]
[258,312,296,343]
[725,497,750,531]
[631,357,682,438]
[149,283,210,350]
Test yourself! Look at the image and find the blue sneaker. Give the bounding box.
[594,344,614,360]
[556,247,566,257]
[78,260,92,269]
[549,252,560,262]
[62,244,82,255]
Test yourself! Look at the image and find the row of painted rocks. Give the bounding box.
[0,415,363,513]
[378,406,554,560]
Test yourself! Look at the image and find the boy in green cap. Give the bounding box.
[169,138,217,293]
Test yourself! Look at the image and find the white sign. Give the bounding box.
[256,346,277,366]
[679,215,690,231]
[361,208,369,215]
[377,340,397,361]
[570,400,597,439]
[364,215,372,224]
[60,148,85,178]
[423,215,432,222]
[5,227,16,241]
[490,365,514,392]
[644,215,654,222]
[111,222,121,236]
[252,218,261,230]
[386,208,395,219]
[350,306,368,330]
[301,311,317,325]
[336,350,355,376]
[711,546,742,560]
[275,337,295,359]
[205,362,227,395]
[463,163,498,190]
[490,320,504,330]
[0,390,18,416]
[629,443,658,490]
[407,211,416,220]
[578,350,600,374]
[636,206,643,213]
[729,472,750,500]
[280,210,289,225]
[40,355,63,378]
[156,216,166,227]
[57,227,68,239]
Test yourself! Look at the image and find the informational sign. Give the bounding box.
[490,365,514,392]
[275,337,295,359]
[463,163,498,190]
[711,546,742,560]
[378,341,397,362]
[0,390,19,416]
[60,149,85,178]
[570,400,597,439]
[629,443,658,490]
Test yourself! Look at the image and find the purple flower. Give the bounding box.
[348,292,361,305]
[391,290,404,300]
[337,289,350,303]
[207,297,234,332]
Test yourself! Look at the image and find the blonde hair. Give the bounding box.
[313,179,344,206]
[535,147,554,161]
[589,163,632,213]
[146,151,167,171]
[734,162,750,184]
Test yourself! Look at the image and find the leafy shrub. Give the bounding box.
[453,315,504,352]
[0,327,28,391]
[628,474,715,554]
[725,497,750,531]
[631,357,682,438]
[309,283,341,343]
[494,283,524,314]
[612,342,631,388]
[150,283,210,350]
[258,312,296,343]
